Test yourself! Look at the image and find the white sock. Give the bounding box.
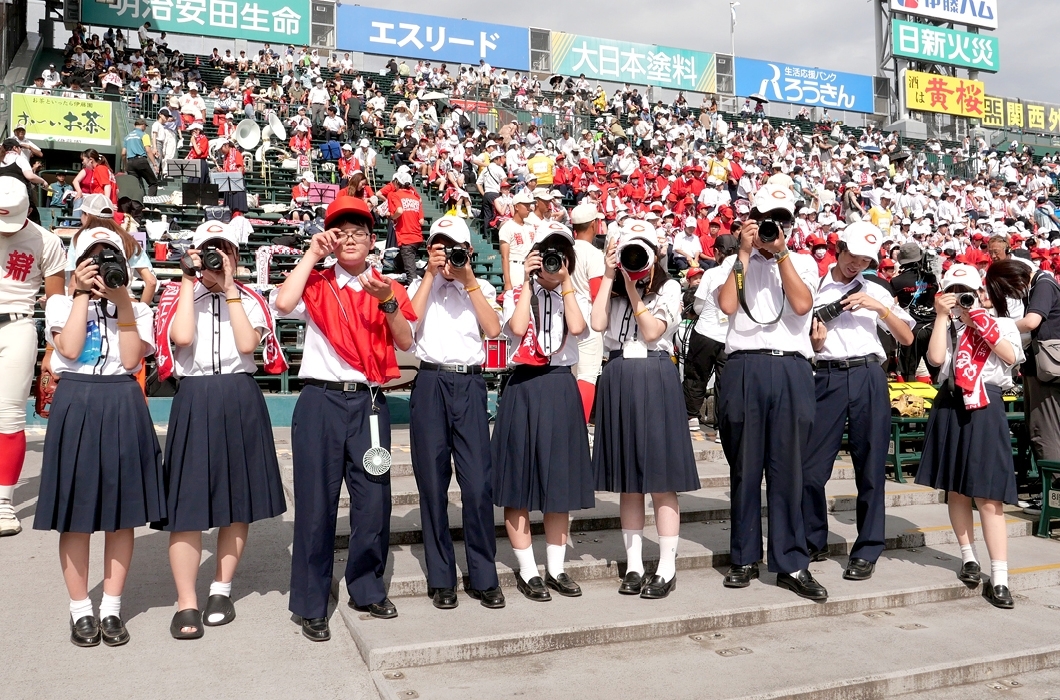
[210,580,233,598]
[991,560,1008,588]
[622,529,645,576]
[99,593,121,620]
[0,484,14,502]
[655,536,679,582]
[513,545,539,581]
[960,543,979,565]
[546,543,566,578]
[70,597,94,623]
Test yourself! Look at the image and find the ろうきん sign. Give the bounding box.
[735,58,875,114]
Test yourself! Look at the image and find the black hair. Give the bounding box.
[532,234,576,275]
[985,259,1031,318]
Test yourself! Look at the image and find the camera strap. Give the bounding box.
[732,258,785,326]
[946,319,958,396]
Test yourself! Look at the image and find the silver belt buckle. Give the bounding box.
[452,364,468,374]
[770,349,784,356]
[341,381,361,392]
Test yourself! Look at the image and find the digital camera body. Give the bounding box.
[539,247,565,274]
[617,240,655,274]
[91,248,129,289]
[813,282,863,325]
[445,246,469,269]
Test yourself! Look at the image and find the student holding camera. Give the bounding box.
[716,184,826,601]
[591,220,699,599]
[36,227,162,648]
[802,222,914,582]
[915,264,1023,610]
[406,216,505,611]
[153,220,288,640]
[492,222,595,603]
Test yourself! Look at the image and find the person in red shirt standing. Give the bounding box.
[387,172,424,281]
[552,154,571,199]
[73,149,118,209]
[186,123,211,183]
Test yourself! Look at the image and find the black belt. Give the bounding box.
[730,349,809,361]
[0,312,30,324]
[815,355,880,370]
[303,378,371,392]
[419,362,482,374]
[128,155,148,160]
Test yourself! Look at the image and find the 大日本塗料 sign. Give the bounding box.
[336,6,529,70]
[891,19,998,73]
[11,93,113,146]
[734,58,875,114]
[550,32,716,94]
[889,0,998,31]
[903,69,985,118]
[982,96,1060,137]
[81,0,310,45]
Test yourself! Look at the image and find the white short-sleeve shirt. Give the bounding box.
[0,221,67,315]
[172,283,270,377]
[936,315,1024,390]
[501,284,590,367]
[814,268,915,362]
[407,274,500,365]
[47,296,155,375]
[601,279,683,354]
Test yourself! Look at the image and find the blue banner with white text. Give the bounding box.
[734,58,875,114]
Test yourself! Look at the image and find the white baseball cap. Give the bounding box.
[512,191,534,206]
[841,221,882,262]
[0,176,30,233]
[570,203,603,225]
[620,220,658,247]
[80,193,115,219]
[426,215,471,246]
[533,188,555,201]
[536,221,574,245]
[941,263,981,291]
[752,184,796,215]
[193,220,240,249]
[73,227,125,263]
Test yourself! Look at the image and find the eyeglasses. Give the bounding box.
[336,230,371,243]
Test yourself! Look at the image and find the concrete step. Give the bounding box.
[337,478,937,548]
[366,581,1060,698]
[337,501,1038,599]
[336,535,1060,671]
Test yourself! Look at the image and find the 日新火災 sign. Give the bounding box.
[336,6,530,71]
[550,32,717,94]
[904,69,985,118]
[734,58,875,114]
[892,19,998,73]
[11,93,113,147]
[890,0,998,31]
[81,0,310,45]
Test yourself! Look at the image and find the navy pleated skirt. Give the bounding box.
[915,384,1018,505]
[491,365,595,513]
[155,372,287,532]
[594,352,700,493]
[35,374,165,533]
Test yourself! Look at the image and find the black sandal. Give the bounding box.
[203,594,236,627]
[170,608,204,640]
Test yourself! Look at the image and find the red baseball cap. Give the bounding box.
[325,195,375,228]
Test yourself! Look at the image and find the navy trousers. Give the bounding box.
[718,353,815,574]
[409,369,499,591]
[802,363,891,563]
[289,385,392,619]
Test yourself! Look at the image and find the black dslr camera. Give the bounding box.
[445,246,469,269]
[201,243,226,272]
[90,248,129,289]
[539,247,565,274]
[757,215,792,244]
[813,282,863,324]
[956,292,977,309]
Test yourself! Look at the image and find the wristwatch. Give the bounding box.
[774,249,791,264]
[378,297,399,314]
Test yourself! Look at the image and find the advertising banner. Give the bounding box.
[550,32,716,93]
[734,58,875,114]
[11,93,113,146]
[889,0,998,31]
[81,0,310,45]
[982,96,1060,136]
[891,19,998,73]
[903,69,985,118]
[336,6,529,70]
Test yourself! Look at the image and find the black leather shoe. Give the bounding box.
[777,570,828,601]
[467,586,506,609]
[70,615,101,647]
[99,615,130,647]
[723,563,760,588]
[429,587,458,610]
[300,617,330,642]
[808,546,829,562]
[618,571,644,595]
[843,558,876,581]
[958,561,982,585]
[350,597,399,619]
[985,584,1015,609]
[514,572,551,602]
[544,571,582,597]
[640,574,677,599]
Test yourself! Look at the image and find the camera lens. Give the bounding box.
[541,249,564,274]
[202,246,225,271]
[94,250,129,289]
[446,247,468,268]
[957,292,977,309]
[618,243,652,272]
[757,219,781,243]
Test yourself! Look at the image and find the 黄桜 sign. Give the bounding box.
[81,0,310,44]
[734,58,875,114]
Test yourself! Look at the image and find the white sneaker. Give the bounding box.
[688,417,701,431]
[0,502,21,537]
